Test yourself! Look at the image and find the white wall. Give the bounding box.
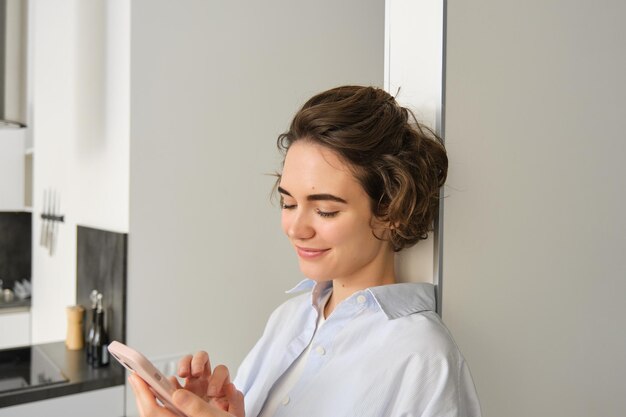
[128,0,384,374]
[385,0,444,286]
[443,1,626,416]
[385,0,443,131]
[30,0,129,343]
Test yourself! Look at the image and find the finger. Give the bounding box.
[209,396,230,412]
[225,383,245,417]
[172,389,231,417]
[191,351,211,377]
[208,365,230,397]
[178,354,193,378]
[128,374,150,416]
[168,376,183,390]
[129,373,178,417]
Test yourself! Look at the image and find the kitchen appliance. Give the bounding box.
[0,346,67,393]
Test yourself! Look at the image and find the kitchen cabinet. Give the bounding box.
[0,385,124,417]
[0,128,28,211]
[0,309,30,349]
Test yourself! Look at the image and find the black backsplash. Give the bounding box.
[76,225,127,343]
[0,212,32,289]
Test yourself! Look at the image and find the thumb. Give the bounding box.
[172,389,230,417]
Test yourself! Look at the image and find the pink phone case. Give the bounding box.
[108,340,187,417]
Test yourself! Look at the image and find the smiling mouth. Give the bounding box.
[295,246,330,259]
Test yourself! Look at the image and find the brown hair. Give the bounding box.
[276,85,447,251]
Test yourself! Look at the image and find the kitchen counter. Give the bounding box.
[0,341,125,408]
[0,298,30,314]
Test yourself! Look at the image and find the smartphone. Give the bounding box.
[108,340,187,417]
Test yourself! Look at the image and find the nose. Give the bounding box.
[284,210,315,240]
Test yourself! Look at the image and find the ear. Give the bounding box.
[370,216,395,241]
[371,214,398,229]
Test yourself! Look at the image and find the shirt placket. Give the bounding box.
[272,293,370,417]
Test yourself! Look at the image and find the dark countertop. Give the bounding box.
[0,297,31,313]
[0,341,125,408]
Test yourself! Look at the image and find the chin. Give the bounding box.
[298,264,331,282]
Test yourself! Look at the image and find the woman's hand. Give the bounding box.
[129,372,245,417]
[177,351,236,410]
[128,350,244,417]
[177,352,225,401]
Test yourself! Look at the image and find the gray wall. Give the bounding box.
[443,1,626,416]
[128,0,383,369]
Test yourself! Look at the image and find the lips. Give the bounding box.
[295,246,330,260]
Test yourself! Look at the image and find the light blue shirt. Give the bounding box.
[234,280,482,417]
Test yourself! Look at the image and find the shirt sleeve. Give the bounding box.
[232,305,279,394]
[388,350,482,417]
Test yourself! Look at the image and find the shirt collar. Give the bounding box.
[286,279,333,309]
[286,279,436,320]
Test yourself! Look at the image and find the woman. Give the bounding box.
[130,86,481,417]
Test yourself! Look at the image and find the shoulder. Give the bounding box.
[269,291,310,320]
[386,310,464,363]
[261,291,311,335]
[233,291,312,390]
[386,313,482,415]
[368,283,460,359]
[398,311,459,353]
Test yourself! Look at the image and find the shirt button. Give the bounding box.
[357,295,367,304]
[281,396,290,406]
[316,346,326,355]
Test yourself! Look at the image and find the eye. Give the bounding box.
[316,209,339,218]
[279,195,296,210]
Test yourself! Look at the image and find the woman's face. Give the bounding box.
[279,141,394,285]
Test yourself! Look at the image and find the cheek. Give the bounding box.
[337,218,378,247]
[317,219,358,245]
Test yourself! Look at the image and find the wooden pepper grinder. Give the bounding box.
[66,305,85,350]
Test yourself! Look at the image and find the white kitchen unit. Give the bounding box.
[0,128,26,211]
[0,309,30,349]
[0,385,124,417]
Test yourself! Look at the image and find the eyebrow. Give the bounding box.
[277,186,348,204]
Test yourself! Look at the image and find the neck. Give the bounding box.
[323,254,396,318]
